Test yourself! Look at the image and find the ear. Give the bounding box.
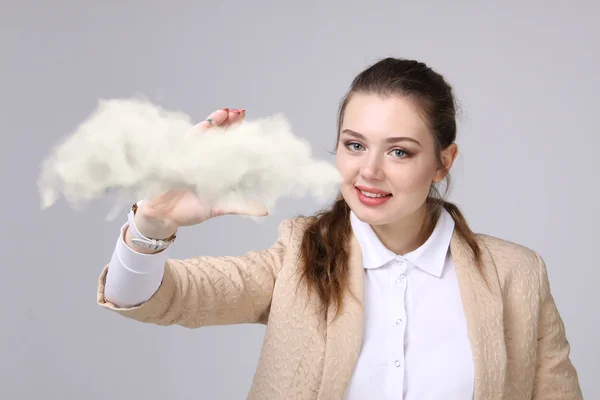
[434,143,458,183]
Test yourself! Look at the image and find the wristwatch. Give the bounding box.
[127,201,177,251]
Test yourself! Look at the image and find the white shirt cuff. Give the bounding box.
[103,223,169,308]
[115,223,170,274]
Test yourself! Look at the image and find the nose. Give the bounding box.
[360,154,384,181]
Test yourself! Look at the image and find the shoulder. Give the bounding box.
[475,233,541,266]
[473,233,547,288]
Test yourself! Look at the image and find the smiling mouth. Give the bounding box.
[355,186,392,197]
[354,187,393,206]
[358,190,391,198]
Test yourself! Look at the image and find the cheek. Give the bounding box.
[390,162,435,190]
[335,153,357,179]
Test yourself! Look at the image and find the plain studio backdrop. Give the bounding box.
[1,1,597,399]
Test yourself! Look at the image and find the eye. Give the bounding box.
[391,149,410,158]
[345,142,364,151]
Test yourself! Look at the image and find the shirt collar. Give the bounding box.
[350,207,455,278]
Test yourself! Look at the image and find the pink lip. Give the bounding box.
[355,187,392,207]
[355,185,391,195]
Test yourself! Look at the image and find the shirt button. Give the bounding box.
[396,275,406,285]
[394,360,401,368]
[396,318,403,325]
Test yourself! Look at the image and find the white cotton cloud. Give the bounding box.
[37,97,341,219]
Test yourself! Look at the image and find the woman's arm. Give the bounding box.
[532,252,583,399]
[97,218,299,328]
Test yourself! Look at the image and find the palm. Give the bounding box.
[143,190,212,227]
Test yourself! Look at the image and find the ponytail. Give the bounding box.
[297,196,352,319]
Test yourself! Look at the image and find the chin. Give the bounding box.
[353,209,394,226]
[347,200,391,224]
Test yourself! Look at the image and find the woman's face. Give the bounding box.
[336,93,454,227]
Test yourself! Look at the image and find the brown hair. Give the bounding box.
[298,57,483,319]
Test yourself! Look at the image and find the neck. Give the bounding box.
[370,203,433,256]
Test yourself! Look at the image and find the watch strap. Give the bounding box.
[127,202,176,251]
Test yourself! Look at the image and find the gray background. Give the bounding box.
[1,1,597,399]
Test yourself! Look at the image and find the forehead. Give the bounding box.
[341,93,430,142]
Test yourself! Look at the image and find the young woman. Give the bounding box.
[97,58,582,399]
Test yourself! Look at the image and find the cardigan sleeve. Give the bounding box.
[531,252,583,399]
[96,217,299,328]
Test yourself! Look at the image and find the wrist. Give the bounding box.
[134,211,178,240]
[123,202,178,255]
[133,201,178,239]
[124,224,165,255]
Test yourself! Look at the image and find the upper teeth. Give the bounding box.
[360,190,389,198]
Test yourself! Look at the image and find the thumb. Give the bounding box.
[210,200,269,218]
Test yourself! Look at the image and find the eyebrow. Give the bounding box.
[341,129,421,146]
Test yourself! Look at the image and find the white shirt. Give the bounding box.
[103,209,474,399]
[344,208,474,400]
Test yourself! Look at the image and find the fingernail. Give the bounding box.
[240,109,246,113]
[231,108,241,114]
[220,108,229,112]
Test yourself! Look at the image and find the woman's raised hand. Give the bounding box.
[132,108,268,240]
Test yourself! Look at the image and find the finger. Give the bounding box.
[227,109,246,126]
[195,108,230,132]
